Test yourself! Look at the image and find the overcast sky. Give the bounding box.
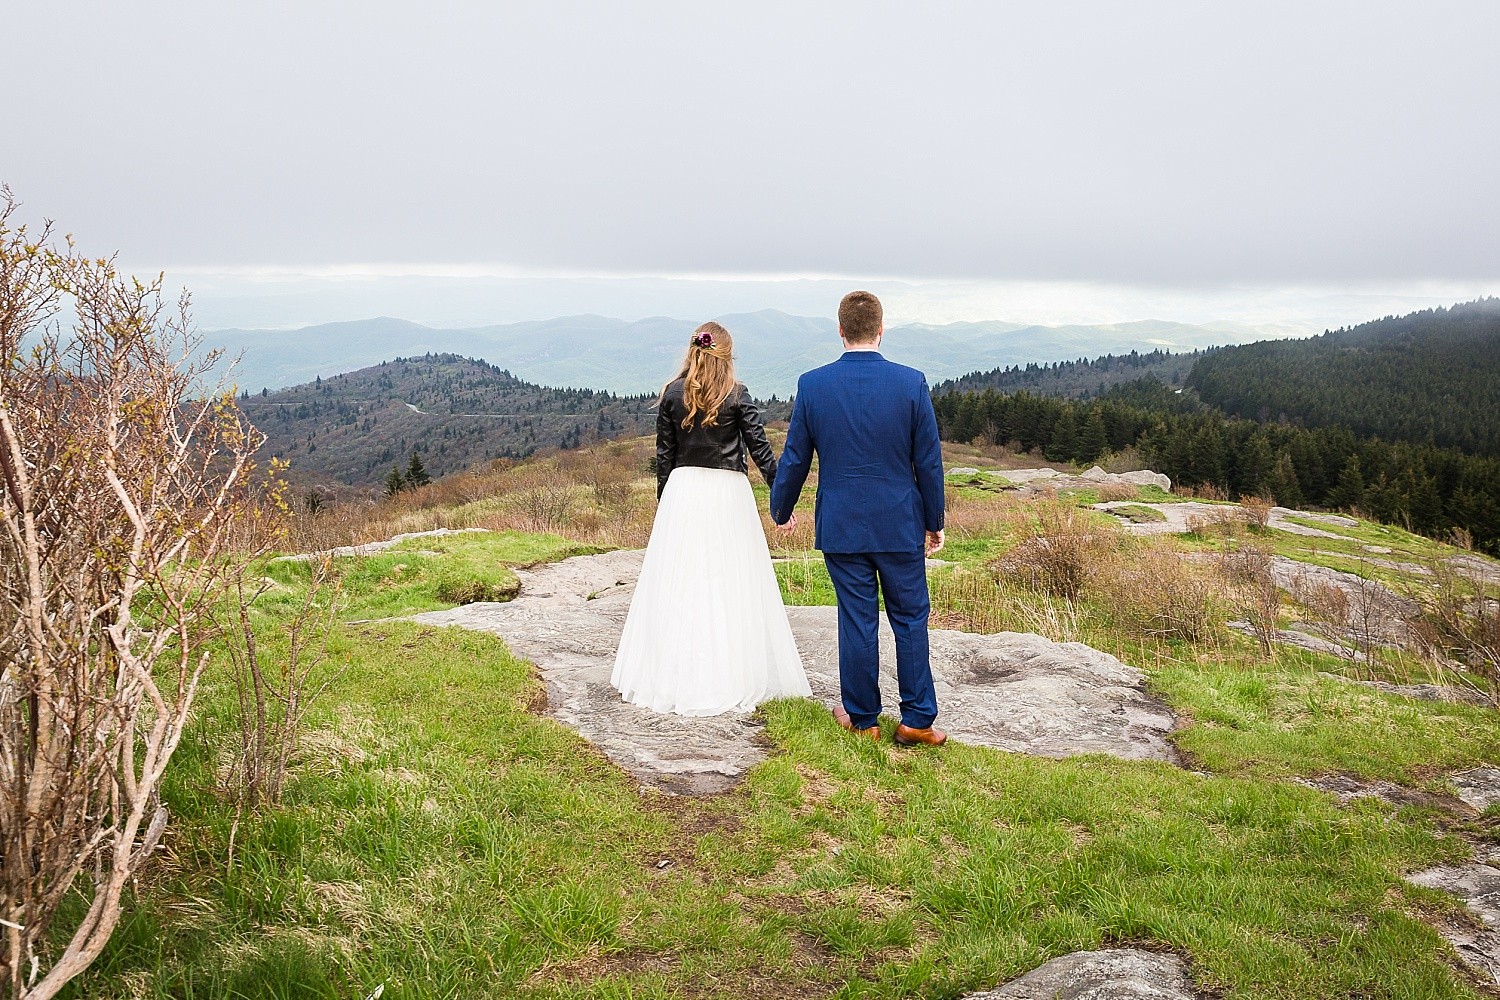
[6,2,1498,323]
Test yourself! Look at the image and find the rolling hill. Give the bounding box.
[934,347,1205,398]
[1185,297,1500,457]
[240,354,661,489]
[208,311,1244,398]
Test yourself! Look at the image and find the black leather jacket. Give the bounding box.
[657,380,778,498]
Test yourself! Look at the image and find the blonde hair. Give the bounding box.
[659,321,738,428]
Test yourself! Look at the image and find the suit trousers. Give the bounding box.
[822,550,938,731]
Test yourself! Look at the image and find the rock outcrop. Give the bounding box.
[406,550,1180,793]
[1408,854,1500,984]
[275,527,491,562]
[961,949,1198,999]
[956,466,1173,493]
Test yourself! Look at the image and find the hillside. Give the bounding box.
[239,354,659,487]
[934,378,1500,553]
[1185,298,1500,457]
[934,347,1203,398]
[68,440,1500,999]
[208,311,1242,397]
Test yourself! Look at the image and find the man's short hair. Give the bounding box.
[838,290,883,344]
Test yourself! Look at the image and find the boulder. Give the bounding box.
[1117,469,1172,491]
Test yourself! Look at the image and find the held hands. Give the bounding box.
[773,512,798,538]
[925,530,945,557]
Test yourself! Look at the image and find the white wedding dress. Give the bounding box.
[611,466,810,716]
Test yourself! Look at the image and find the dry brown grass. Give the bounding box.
[1092,541,1225,642]
[993,503,1122,600]
[271,439,663,555]
[1216,542,1283,655]
[930,570,1089,642]
[1095,481,1141,503]
[1186,505,1249,539]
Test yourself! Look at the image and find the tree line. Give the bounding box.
[1185,297,1500,458]
[935,347,1203,399]
[933,378,1500,554]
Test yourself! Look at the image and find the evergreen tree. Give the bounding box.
[1234,432,1273,498]
[406,449,431,488]
[1188,423,1227,488]
[1045,409,1079,463]
[384,464,406,497]
[1076,410,1108,465]
[1327,454,1365,510]
[1264,452,1303,508]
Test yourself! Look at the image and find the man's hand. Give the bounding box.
[773,512,798,538]
[925,529,945,557]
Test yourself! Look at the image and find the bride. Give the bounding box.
[611,322,811,715]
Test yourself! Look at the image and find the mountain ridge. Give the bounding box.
[206,311,1245,397]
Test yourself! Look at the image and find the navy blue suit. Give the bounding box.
[770,351,945,730]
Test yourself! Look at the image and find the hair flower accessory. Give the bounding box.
[693,331,715,349]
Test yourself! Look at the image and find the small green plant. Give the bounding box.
[435,575,521,605]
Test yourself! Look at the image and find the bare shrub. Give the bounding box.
[1296,579,1354,657]
[1240,495,1273,530]
[1091,542,1224,642]
[1187,506,1248,540]
[1283,559,1409,662]
[0,192,267,998]
[224,556,344,811]
[1100,445,1148,474]
[994,504,1122,601]
[1195,482,1230,502]
[1407,546,1500,702]
[502,463,579,533]
[1217,543,1282,656]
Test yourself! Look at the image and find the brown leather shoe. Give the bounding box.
[833,707,880,741]
[894,724,947,747]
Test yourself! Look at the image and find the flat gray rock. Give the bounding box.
[1312,672,1488,706]
[1091,501,1361,541]
[406,550,1179,792]
[1408,861,1500,983]
[1451,554,1500,586]
[1270,557,1418,646]
[1452,767,1500,812]
[276,527,491,562]
[963,949,1197,999]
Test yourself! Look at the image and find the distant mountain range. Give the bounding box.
[933,348,1206,399]
[204,311,1248,398]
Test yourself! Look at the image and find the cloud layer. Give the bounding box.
[7,2,1498,285]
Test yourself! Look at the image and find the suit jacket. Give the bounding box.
[770,351,945,553]
[656,380,778,499]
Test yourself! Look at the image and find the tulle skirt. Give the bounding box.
[612,466,811,716]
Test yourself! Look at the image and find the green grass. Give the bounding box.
[52,524,1500,999]
[1107,503,1170,524]
[261,530,600,622]
[777,556,841,606]
[948,473,1020,496]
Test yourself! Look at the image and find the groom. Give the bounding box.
[770,291,948,746]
